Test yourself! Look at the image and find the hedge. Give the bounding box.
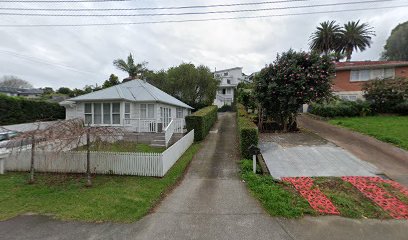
[237,103,259,159]
[0,94,65,125]
[185,105,218,141]
[309,100,372,118]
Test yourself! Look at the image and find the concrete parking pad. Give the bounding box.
[259,132,379,179]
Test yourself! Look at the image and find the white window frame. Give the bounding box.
[350,68,396,82]
[140,103,155,119]
[84,102,121,125]
[176,107,183,118]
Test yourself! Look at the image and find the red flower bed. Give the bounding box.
[282,177,340,215]
[342,176,408,219]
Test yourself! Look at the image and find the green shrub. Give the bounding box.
[363,78,408,113]
[0,94,65,125]
[310,100,372,118]
[394,101,408,115]
[185,105,218,141]
[237,104,259,158]
[218,105,234,112]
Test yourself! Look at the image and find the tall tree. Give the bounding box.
[309,20,342,56]
[113,53,148,81]
[340,20,375,61]
[0,76,32,88]
[382,21,408,61]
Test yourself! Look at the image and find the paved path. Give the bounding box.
[298,114,408,186]
[1,113,407,240]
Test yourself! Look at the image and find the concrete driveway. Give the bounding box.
[1,113,407,240]
[259,132,379,179]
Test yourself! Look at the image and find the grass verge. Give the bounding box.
[328,116,408,150]
[0,143,201,222]
[240,159,315,218]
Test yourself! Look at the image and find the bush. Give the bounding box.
[310,100,372,118]
[0,94,65,125]
[185,105,218,141]
[363,78,408,113]
[218,105,234,112]
[394,101,408,115]
[237,104,259,158]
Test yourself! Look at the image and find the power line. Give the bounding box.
[0,4,406,27]
[0,0,311,11]
[0,0,400,17]
[0,0,129,2]
[0,49,102,76]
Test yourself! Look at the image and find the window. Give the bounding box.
[350,68,396,82]
[227,79,231,84]
[112,103,121,124]
[84,102,121,125]
[93,103,102,124]
[176,107,183,118]
[340,95,358,101]
[125,103,131,119]
[103,103,111,124]
[223,72,228,76]
[226,88,232,94]
[84,103,92,124]
[140,103,155,119]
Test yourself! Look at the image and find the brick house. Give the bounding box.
[333,61,408,100]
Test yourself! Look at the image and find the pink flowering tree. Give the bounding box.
[254,50,335,132]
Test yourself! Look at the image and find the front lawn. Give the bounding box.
[0,143,201,222]
[75,141,165,153]
[328,116,408,150]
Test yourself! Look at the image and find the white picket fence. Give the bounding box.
[4,130,194,177]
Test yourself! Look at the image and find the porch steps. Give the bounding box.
[150,134,166,148]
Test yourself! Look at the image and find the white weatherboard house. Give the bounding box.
[60,80,193,133]
[213,67,244,107]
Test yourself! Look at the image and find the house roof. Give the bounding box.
[0,87,43,95]
[64,79,193,109]
[214,67,243,73]
[335,61,408,70]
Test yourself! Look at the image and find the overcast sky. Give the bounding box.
[0,0,407,89]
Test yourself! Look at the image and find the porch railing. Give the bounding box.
[164,119,175,148]
[123,118,157,133]
[173,118,185,133]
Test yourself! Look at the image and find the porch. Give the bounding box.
[123,118,186,134]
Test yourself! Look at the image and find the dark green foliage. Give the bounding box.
[382,21,408,61]
[237,104,259,159]
[0,94,65,125]
[102,74,120,89]
[185,105,218,141]
[394,101,408,115]
[310,100,372,118]
[146,63,219,109]
[363,78,408,113]
[254,50,335,131]
[217,105,234,112]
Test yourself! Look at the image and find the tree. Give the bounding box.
[0,76,33,88]
[42,87,54,95]
[102,74,120,88]
[254,50,335,132]
[382,21,408,60]
[113,53,148,80]
[340,20,375,61]
[56,87,72,95]
[167,63,219,109]
[309,20,342,56]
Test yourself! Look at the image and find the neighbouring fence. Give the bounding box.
[4,130,194,177]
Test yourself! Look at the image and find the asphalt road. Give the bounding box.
[1,113,407,240]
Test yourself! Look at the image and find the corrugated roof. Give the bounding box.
[66,80,193,109]
[335,61,408,70]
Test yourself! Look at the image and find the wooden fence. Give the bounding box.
[4,130,194,177]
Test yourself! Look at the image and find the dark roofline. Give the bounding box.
[214,67,243,73]
[336,62,408,71]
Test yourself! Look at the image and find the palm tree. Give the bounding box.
[113,53,148,80]
[340,21,375,61]
[309,20,342,56]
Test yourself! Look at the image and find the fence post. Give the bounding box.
[0,149,8,174]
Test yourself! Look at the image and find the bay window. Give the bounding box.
[83,102,122,125]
